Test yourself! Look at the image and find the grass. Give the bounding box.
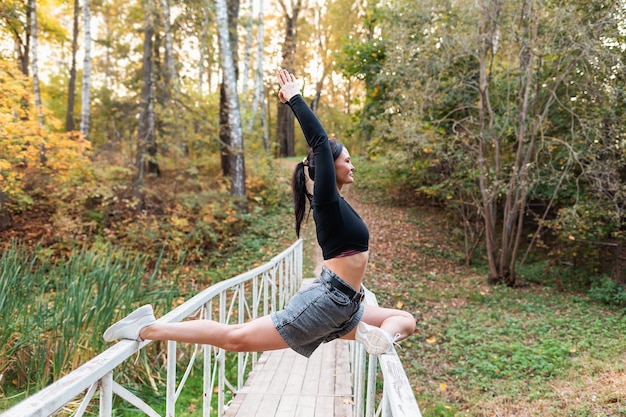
[0,172,297,414]
[0,244,183,408]
[395,275,626,416]
[352,156,626,416]
[3,155,626,416]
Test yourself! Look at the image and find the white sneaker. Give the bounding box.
[103,305,156,342]
[355,322,394,355]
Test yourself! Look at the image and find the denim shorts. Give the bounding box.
[271,266,365,357]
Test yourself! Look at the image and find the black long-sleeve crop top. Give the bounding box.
[287,94,369,260]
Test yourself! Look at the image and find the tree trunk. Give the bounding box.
[0,190,13,232]
[276,0,301,157]
[80,0,92,138]
[215,0,247,211]
[135,0,158,204]
[219,83,232,175]
[249,0,269,150]
[198,1,210,95]
[65,0,79,132]
[158,0,178,95]
[219,0,240,177]
[17,2,32,76]
[29,0,43,127]
[476,0,501,284]
[241,0,253,98]
[310,70,327,113]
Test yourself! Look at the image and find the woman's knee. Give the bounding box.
[395,310,416,333]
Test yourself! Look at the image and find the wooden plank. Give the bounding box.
[226,392,263,417]
[265,350,296,395]
[283,351,308,395]
[294,395,317,417]
[334,340,354,417]
[254,394,282,417]
[275,394,299,417]
[315,396,335,417]
[302,346,323,394]
[318,341,336,396]
[227,336,354,417]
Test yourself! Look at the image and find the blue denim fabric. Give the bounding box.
[271,266,364,357]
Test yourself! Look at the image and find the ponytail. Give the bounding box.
[291,139,343,237]
[291,161,312,237]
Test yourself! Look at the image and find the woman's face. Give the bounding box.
[334,148,355,188]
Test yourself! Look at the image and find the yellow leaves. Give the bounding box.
[171,216,190,231]
[0,61,94,207]
[439,382,447,391]
[396,300,404,309]
[426,336,437,344]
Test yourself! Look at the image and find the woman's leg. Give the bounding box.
[342,305,416,342]
[141,315,289,352]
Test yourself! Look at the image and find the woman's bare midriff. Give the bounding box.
[323,251,369,291]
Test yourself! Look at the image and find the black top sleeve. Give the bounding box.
[287,94,339,205]
[286,94,369,259]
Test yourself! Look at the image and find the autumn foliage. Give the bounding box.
[0,60,93,213]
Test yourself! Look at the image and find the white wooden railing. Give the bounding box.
[0,239,421,417]
[352,289,423,417]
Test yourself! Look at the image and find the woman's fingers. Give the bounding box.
[277,69,290,85]
[277,68,295,86]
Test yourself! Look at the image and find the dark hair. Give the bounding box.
[291,138,344,237]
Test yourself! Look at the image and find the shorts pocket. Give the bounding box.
[326,286,350,306]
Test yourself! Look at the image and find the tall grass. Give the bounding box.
[0,243,180,401]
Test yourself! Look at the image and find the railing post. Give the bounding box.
[365,354,377,417]
[203,301,214,417]
[218,290,227,416]
[381,384,391,417]
[166,340,177,417]
[99,372,113,417]
[238,283,245,390]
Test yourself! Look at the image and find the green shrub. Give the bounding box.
[0,243,180,399]
[588,275,626,307]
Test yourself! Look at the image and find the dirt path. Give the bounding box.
[304,183,467,292]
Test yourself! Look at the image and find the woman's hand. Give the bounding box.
[277,69,301,103]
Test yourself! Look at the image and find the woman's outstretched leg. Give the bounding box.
[142,315,288,352]
[104,305,289,353]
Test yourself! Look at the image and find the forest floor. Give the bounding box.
[327,184,626,417]
[3,159,626,416]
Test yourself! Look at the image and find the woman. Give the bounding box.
[103,69,416,357]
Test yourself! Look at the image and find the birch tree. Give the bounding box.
[65,0,79,132]
[198,0,212,94]
[134,0,158,204]
[215,0,247,209]
[241,0,253,97]
[218,0,240,176]
[157,0,178,96]
[80,0,92,138]
[29,0,43,127]
[248,0,269,150]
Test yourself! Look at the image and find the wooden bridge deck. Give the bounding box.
[224,339,354,417]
